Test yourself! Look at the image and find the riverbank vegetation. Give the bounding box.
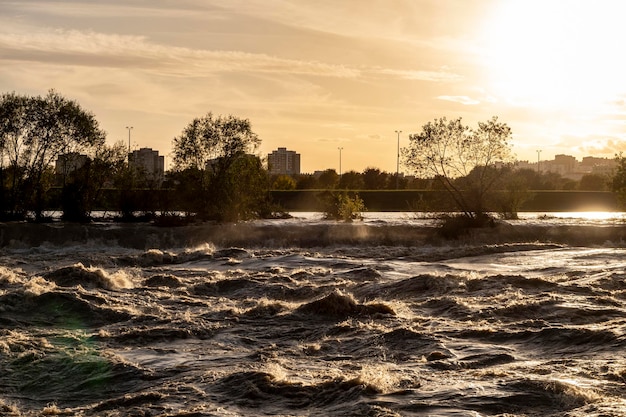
[0,91,622,226]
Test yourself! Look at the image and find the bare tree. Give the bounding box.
[404,116,513,220]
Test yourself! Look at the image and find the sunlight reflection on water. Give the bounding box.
[515,211,626,226]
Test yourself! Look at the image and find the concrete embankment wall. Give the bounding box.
[1,221,626,250]
[42,188,621,212]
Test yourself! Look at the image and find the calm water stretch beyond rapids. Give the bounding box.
[2,212,626,416]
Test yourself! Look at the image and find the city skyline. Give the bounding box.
[58,144,617,180]
[3,1,626,173]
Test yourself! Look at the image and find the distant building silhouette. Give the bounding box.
[516,154,617,180]
[129,147,165,183]
[581,156,617,176]
[268,147,300,175]
[550,154,577,175]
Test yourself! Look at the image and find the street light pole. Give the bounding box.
[537,149,542,172]
[395,130,402,189]
[338,147,343,177]
[126,126,133,163]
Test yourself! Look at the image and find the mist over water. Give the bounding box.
[2,212,626,416]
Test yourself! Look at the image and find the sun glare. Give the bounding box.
[482,1,626,109]
[550,211,625,222]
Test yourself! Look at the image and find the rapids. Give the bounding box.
[1,212,626,416]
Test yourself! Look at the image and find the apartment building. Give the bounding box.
[268,147,301,175]
[129,147,165,182]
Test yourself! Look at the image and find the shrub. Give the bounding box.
[319,191,365,222]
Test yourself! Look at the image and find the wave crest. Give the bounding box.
[44,263,133,290]
[296,290,395,320]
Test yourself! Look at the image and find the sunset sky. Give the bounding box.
[2,0,626,173]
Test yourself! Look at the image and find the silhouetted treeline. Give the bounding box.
[271,167,612,192]
[1,161,614,222]
[1,155,614,223]
[36,186,620,215]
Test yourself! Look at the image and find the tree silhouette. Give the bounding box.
[171,113,267,221]
[404,116,513,220]
[0,90,105,220]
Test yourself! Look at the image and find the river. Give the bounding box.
[1,212,626,416]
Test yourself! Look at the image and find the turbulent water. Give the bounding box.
[2,213,626,416]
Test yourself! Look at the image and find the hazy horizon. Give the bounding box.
[3,1,626,173]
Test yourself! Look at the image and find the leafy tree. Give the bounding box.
[317,169,339,189]
[490,167,532,219]
[0,90,105,220]
[115,153,169,221]
[386,173,408,190]
[578,173,608,191]
[171,113,266,221]
[509,168,575,191]
[404,116,513,221]
[405,176,431,189]
[510,168,543,190]
[172,113,261,170]
[611,153,626,207]
[539,171,577,190]
[219,154,271,221]
[295,174,318,190]
[319,191,365,222]
[272,174,297,190]
[165,167,204,216]
[338,170,364,189]
[362,167,388,189]
[60,141,127,222]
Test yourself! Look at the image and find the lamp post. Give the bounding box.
[338,147,343,177]
[126,126,133,163]
[537,149,542,172]
[395,130,402,189]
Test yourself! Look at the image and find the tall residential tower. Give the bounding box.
[268,147,300,175]
[129,147,165,183]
